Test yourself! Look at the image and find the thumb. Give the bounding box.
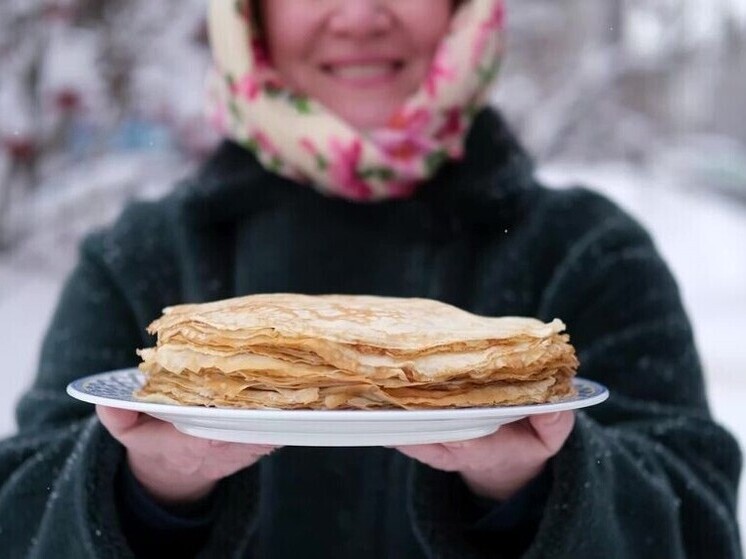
[528,411,575,455]
[96,405,141,436]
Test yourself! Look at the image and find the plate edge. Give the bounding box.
[65,370,610,420]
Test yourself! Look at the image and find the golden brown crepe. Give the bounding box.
[136,294,579,410]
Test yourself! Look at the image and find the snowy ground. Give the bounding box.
[0,161,744,539]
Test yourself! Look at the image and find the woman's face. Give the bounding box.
[260,0,454,130]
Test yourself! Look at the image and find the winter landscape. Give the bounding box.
[1,0,745,540]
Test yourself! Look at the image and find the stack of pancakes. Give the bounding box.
[136,294,579,410]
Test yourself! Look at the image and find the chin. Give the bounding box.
[331,102,401,130]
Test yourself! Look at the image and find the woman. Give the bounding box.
[0,0,741,557]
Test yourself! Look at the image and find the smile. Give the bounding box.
[322,61,404,86]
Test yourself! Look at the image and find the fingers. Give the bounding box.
[528,411,575,455]
[118,415,191,461]
[393,443,463,472]
[98,407,282,505]
[204,442,280,463]
[197,443,280,480]
[394,444,444,463]
[96,405,141,436]
[392,413,574,472]
[97,407,280,456]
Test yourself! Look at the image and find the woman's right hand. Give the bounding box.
[97,405,278,507]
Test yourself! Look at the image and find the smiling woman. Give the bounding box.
[0,0,742,558]
[260,0,453,129]
[207,0,505,200]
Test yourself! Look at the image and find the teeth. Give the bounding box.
[328,64,396,79]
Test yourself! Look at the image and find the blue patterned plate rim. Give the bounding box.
[67,368,609,420]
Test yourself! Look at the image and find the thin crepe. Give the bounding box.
[136,294,579,410]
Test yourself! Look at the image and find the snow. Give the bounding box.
[1,0,744,542]
[0,267,60,428]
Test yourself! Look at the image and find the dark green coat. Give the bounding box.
[1,110,741,558]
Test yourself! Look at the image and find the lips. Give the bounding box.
[321,60,404,85]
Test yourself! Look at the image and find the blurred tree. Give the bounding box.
[0,0,744,249]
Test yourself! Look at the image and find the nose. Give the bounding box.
[327,0,394,38]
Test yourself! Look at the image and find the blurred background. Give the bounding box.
[1,0,745,536]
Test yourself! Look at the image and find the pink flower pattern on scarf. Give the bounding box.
[472,2,505,67]
[329,138,373,200]
[252,131,279,158]
[424,48,457,98]
[232,74,261,102]
[375,108,435,162]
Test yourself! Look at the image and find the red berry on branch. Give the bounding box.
[193,19,209,47]
[3,137,38,163]
[53,89,82,113]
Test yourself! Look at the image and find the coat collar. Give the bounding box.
[176,109,536,230]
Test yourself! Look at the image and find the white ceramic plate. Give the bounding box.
[67,369,609,446]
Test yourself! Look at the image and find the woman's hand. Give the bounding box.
[393,411,574,502]
[97,406,279,507]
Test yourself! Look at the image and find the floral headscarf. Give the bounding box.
[206,0,505,201]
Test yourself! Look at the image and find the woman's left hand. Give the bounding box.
[393,411,575,502]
